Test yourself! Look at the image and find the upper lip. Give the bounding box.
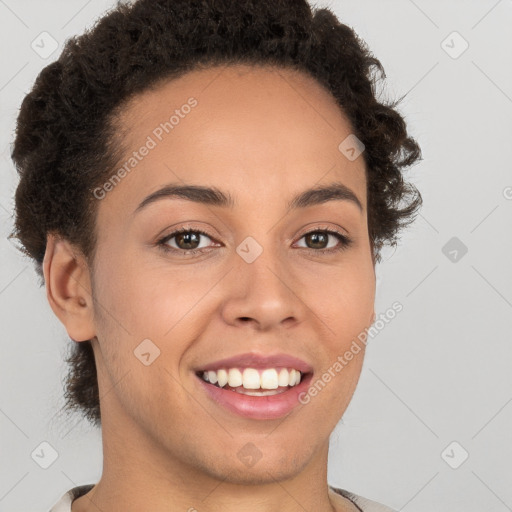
[196,352,313,373]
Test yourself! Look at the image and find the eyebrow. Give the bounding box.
[134,182,363,214]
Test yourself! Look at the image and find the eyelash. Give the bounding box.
[156,226,353,257]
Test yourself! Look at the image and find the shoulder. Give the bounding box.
[48,484,95,512]
[330,485,397,512]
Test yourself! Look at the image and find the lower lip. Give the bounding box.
[196,373,313,420]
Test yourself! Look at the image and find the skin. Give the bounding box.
[44,64,376,512]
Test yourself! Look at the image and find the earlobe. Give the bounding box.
[43,233,96,342]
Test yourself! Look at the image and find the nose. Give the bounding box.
[220,245,305,331]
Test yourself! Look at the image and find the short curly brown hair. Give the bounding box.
[10,0,422,427]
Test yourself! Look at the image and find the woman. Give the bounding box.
[11,0,422,510]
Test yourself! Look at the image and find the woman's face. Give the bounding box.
[86,64,375,483]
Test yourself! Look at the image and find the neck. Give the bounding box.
[71,409,352,511]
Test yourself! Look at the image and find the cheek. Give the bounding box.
[301,259,375,341]
[91,247,180,334]
[327,278,374,335]
[301,271,372,419]
[91,254,223,379]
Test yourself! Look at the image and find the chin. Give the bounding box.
[199,442,316,485]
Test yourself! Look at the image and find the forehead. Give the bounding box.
[104,64,367,214]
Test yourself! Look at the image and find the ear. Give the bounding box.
[43,232,96,342]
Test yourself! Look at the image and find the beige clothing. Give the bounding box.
[48,483,397,511]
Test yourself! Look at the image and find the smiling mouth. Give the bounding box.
[195,367,309,396]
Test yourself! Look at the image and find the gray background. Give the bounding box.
[1,0,511,511]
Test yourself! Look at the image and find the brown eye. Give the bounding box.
[295,229,353,254]
[174,231,202,250]
[158,228,216,255]
[304,232,329,249]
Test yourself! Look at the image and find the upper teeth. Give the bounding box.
[201,368,302,390]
